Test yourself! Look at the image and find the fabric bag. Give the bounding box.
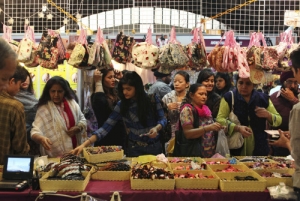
[173,105,200,157]
[17,26,35,62]
[215,129,230,157]
[227,91,244,149]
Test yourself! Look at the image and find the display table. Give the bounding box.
[0,180,292,201]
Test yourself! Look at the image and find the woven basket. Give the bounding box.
[39,171,91,192]
[91,170,130,181]
[83,147,124,163]
[130,177,175,190]
[174,170,219,189]
[217,171,266,192]
[254,168,295,187]
[208,164,251,173]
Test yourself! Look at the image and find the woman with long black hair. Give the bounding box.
[72,71,167,157]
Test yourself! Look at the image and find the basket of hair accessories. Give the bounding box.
[217,171,266,192]
[39,153,92,192]
[91,160,131,181]
[130,161,175,190]
[83,146,124,163]
[174,170,219,189]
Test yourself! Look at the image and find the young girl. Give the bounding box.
[72,71,167,157]
[174,84,222,157]
[162,71,190,155]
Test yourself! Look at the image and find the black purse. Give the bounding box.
[173,105,201,157]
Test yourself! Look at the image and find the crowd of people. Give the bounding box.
[1,37,300,200]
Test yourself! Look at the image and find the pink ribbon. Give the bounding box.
[145,27,152,44]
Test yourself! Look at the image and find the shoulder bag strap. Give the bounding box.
[230,91,234,111]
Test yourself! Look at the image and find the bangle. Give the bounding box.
[237,126,240,132]
[96,82,102,86]
[87,138,93,145]
[202,126,206,133]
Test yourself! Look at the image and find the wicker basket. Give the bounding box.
[208,164,251,173]
[39,171,91,192]
[130,177,175,190]
[83,147,124,163]
[217,171,266,192]
[91,170,130,181]
[174,170,219,189]
[254,168,295,187]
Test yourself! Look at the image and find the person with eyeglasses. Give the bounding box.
[216,75,282,156]
[269,71,299,156]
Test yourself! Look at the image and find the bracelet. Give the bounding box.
[96,83,102,86]
[87,138,93,145]
[202,126,206,133]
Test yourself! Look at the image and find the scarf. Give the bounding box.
[63,99,76,148]
[181,103,212,118]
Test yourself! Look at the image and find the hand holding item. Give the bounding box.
[269,129,291,151]
[280,88,296,101]
[93,69,103,82]
[238,125,252,138]
[41,137,52,151]
[255,106,271,119]
[147,127,159,138]
[66,126,81,137]
[167,102,179,110]
[206,122,222,132]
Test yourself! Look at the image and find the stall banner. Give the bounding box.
[25,60,78,98]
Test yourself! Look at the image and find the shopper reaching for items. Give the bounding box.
[71,71,167,157]
[31,76,86,157]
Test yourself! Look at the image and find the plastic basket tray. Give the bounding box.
[39,171,91,192]
[217,171,266,192]
[167,157,202,164]
[83,147,124,163]
[130,177,175,190]
[254,168,295,187]
[236,156,275,163]
[244,162,288,170]
[91,170,130,181]
[202,158,237,165]
[208,164,251,173]
[170,162,208,171]
[174,170,219,189]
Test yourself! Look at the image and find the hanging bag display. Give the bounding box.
[132,27,159,69]
[68,29,90,68]
[37,30,60,69]
[227,91,244,149]
[112,31,135,64]
[88,27,102,67]
[17,26,35,62]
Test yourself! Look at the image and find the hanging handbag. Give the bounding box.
[227,91,244,149]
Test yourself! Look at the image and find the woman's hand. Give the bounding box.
[148,127,159,138]
[238,126,252,138]
[255,106,271,119]
[94,69,102,82]
[167,102,179,110]
[41,137,52,150]
[66,126,81,137]
[70,144,85,156]
[269,129,291,151]
[206,122,222,132]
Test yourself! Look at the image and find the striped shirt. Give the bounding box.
[0,92,29,164]
[93,95,167,143]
